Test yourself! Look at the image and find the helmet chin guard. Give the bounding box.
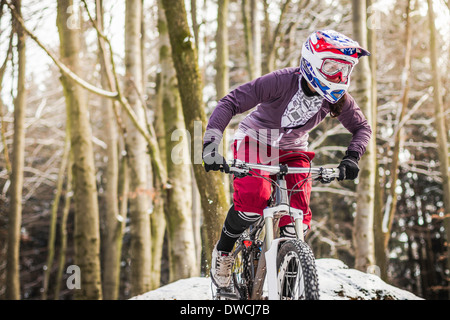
[300,30,370,104]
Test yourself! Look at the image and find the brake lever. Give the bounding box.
[233,171,250,178]
[229,160,252,178]
[314,175,333,184]
[315,168,336,184]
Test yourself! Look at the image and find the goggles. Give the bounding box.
[319,58,354,83]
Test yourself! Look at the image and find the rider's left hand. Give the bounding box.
[202,141,230,173]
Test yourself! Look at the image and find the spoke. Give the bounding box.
[279,255,307,300]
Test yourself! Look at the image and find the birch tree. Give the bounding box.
[251,0,262,77]
[53,155,73,299]
[351,0,375,271]
[215,0,229,100]
[242,0,255,80]
[262,0,290,74]
[215,0,231,202]
[56,0,102,300]
[151,2,168,288]
[6,0,25,300]
[379,0,413,277]
[124,0,152,296]
[368,0,387,280]
[94,0,123,300]
[41,133,70,300]
[427,0,450,297]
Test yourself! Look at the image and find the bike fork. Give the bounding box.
[262,177,305,300]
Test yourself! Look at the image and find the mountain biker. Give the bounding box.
[202,30,372,288]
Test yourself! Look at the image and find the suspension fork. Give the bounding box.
[265,173,287,249]
[260,174,305,300]
[266,173,305,247]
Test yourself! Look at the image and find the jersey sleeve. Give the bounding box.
[203,71,281,144]
[337,95,373,159]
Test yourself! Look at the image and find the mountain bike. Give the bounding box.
[212,159,341,300]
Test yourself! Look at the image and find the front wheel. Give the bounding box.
[276,240,320,300]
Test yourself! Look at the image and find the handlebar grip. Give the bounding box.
[337,165,345,181]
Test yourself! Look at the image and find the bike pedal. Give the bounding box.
[216,286,239,300]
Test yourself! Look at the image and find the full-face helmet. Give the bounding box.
[300,30,370,103]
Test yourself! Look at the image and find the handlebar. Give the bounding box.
[228,160,341,181]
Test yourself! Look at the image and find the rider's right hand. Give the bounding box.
[202,141,230,173]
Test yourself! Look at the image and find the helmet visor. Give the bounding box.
[320,58,353,83]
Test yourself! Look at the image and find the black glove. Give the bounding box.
[202,141,230,173]
[338,151,360,181]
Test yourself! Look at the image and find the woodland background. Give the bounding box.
[0,0,449,300]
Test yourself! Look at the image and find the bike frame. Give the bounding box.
[230,161,339,300]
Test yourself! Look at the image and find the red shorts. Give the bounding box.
[232,136,315,228]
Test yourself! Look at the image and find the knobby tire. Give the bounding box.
[276,240,320,300]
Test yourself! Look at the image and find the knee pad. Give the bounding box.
[223,206,261,238]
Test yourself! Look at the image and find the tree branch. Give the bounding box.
[80,0,168,187]
[6,0,168,187]
[312,186,356,197]
[6,0,118,99]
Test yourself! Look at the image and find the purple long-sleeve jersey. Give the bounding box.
[204,67,372,159]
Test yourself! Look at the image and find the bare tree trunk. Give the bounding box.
[42,132,70,300]
[54,155,73,300]
[384,0,412,249]
[215,0,231,204]
[124,0,152,296]
[6,0,26,300]
[149,193,165,288]
[251,0,262,77]
[56,0,102,300]
[191,169,202,270]
[242,0,255,80]
[151,5,168,289]
[262,0,290,74]
[94,0,123,300]
[427,0,450,298]
[161,0,229,263]
[368,0,388,281]
[190,0,200,52]
[215,0,229,100]
[136,1,163,290]
[0,12,13,300]
[262,0,271,74]
[157,0,198,281]
[352,0,375,272]
[0,27,13,176]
